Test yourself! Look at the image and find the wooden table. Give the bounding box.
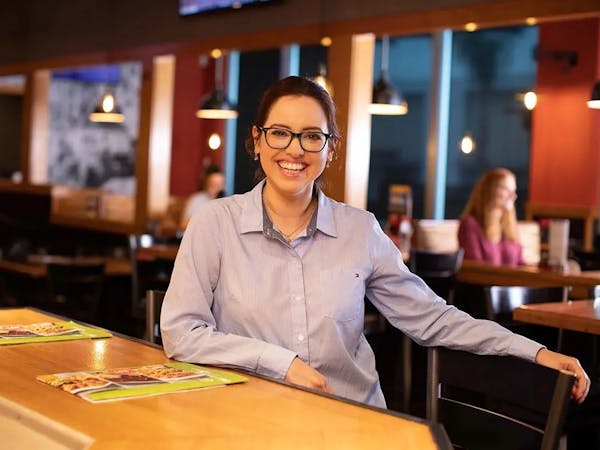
[513,300,600,335]
[136,244,179,261]
[458,260,600,299]
[0,256,131,278]
[0,308,450,450]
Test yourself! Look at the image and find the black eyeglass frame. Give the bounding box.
[257,126,331,153]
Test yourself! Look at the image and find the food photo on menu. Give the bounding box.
[0,322,80,338]
[0,321,111,344]
[37,363,247,403]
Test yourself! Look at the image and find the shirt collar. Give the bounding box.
[238,179,338,239]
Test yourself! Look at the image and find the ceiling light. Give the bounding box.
[89,88,124,123]
[587,80,600,109]
[311,63,334,96]
[208,133,222,150]
[526,17,537,26]
[369,35,408,116]
[196,53,238,120]
[460,133,476,154]
[320,36,332,47]
[523,91,537,110]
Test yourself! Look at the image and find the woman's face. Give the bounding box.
[494,174,517,211]
[253,95,331,199]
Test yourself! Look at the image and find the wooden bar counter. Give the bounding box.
[0,308,450,450]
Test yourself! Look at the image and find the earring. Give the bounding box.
[254,154,259,161]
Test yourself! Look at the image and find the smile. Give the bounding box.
[277,161,306,171]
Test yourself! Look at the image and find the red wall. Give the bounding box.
[529,18,600,207]
[169,54,225,196]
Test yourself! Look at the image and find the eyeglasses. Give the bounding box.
[258,126,330,153]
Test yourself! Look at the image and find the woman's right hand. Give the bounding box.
[285,357,334,394]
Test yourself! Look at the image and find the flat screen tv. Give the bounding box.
[179,0,273,16]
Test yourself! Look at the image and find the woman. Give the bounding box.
[179,164,226,229]
[458,168,524,266]
[161,76,588,408]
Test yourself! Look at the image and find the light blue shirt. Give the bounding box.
[161,180,542,407]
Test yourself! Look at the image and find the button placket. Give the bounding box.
[288,252,309,360]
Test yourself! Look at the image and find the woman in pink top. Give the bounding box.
[458,168,524,266]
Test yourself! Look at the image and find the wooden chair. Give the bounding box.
[128,234,173,336]
[145,289,165,345]
[573,249,600,271]
[427,346,575,450]
[485,285,567,350]
[45,258,105,324]
[401,248,464,414]
[409,248,464,303]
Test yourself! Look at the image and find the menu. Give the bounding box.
[0,321,111,345]
[37,363,247,403]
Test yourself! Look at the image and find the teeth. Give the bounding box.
[278,161,304,171]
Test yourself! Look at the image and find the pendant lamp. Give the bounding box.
[89,87,125,123]
[311,63,334,96]
[588,80,600,109]
[196,54,238,119]
[369,35,408,116]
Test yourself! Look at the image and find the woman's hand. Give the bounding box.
[535,348,590,403]
[285,357,334,394]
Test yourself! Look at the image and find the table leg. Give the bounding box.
[403,334,412,413]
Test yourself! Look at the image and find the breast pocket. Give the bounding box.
[320,267,366,322]
[215,268,256,315]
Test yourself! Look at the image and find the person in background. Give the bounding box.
[160,76,588,409]
[458,167,524,266]
[179,163,226,229]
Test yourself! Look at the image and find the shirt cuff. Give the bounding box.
[256,343,298,379]
[508,333,545,362]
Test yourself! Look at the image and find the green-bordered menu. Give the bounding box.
[37,363,247,403]
[0,321,111,345]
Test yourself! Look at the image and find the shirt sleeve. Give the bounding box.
[160,203,297,380]
[365,216,543,362]
[458,216,485,261]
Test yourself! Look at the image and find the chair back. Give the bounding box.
[485,285,567,350]
[409,249,464,302]
[46,258,105,323]
[573,249,600,271]
[484,285,567,324]
[128,234,174,317]
[427,346,574,450]
[145,289,165,345]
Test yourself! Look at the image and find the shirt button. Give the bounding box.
[298,334,304,341]
[294,295,302,302]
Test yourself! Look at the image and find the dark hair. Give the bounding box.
[245,76,340,182]
[198,163,222,190]
[204,163,222,177]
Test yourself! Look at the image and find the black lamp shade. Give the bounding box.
[196,88,238,119]
[369,73,408,115]
[311,64,334,96]
[588,80,600,109]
